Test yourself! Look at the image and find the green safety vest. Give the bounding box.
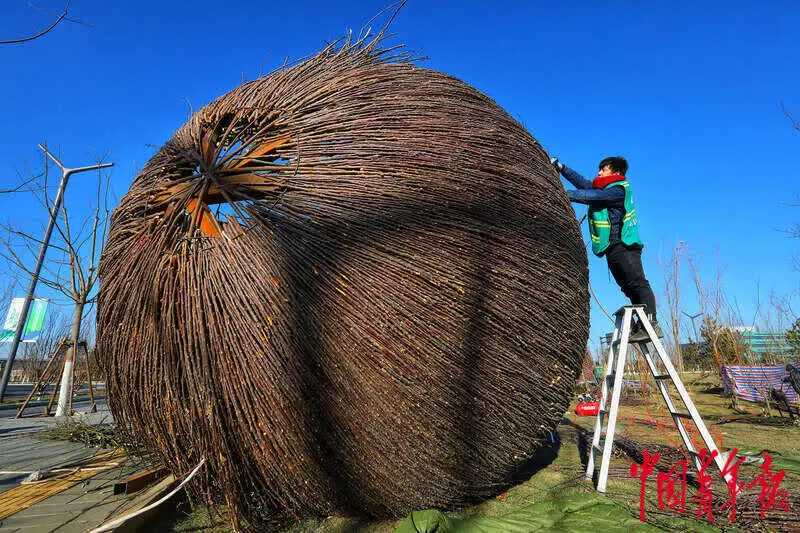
[588,180,643,256]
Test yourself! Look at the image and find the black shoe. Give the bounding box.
[629,319,664,343]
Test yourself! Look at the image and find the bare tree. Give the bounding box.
[0,1,74,45]
[659,240,686,374]
[781,101,800,133]
[688,254,724,372]
[688,252,759,369]
[0,175,40,194]
[0,146,112,415]
[780,101,800,242]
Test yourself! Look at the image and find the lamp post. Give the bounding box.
[0,145,112,403]
[682,311,702,344]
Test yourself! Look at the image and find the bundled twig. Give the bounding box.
[96,29,589,528]
[38,420,120,449]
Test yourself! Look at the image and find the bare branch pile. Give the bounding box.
[96,33,589,527]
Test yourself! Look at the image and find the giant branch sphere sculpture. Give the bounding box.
[97,34,589,528]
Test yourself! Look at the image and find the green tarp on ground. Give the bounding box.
[771,455,800,476]
[395,491,721,533]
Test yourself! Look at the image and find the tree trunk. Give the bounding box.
[55,300,83,417]
[672,317,684,374]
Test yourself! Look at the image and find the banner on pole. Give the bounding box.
[0,297,49,343]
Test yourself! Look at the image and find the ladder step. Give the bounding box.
[671,412,693,420]
[611,339,635,347]
[599,409,608,415]
[653,374,671,380]
[684,448,728,459]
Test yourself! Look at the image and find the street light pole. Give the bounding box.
[682,311,703,343]
[0,145,112,403]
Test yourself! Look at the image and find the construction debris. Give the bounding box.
[96,30,589,528]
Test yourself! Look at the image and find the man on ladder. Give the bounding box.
[547,156,734,494]
[550,155,663,341]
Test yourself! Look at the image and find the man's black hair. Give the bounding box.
[598,156,628,176]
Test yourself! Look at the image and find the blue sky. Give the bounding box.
[0,0,798,355]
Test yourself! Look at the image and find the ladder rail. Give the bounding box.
[587,314,622,476]
[637,343,702,472]
[596,307,634,493]
[585,312,622,480]
[631,307,731,482]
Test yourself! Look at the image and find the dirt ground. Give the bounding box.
[162,372,800,532]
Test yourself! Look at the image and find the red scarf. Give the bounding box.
[592,174,626,189]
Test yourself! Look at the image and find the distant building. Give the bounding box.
[733,328,795,362]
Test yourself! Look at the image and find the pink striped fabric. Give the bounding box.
[721,364,800,403]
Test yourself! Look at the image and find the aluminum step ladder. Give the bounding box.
[586,305,731,492]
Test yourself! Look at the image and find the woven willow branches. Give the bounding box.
[96,33,589,528]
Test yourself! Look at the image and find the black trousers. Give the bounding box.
[604,242,657,321]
